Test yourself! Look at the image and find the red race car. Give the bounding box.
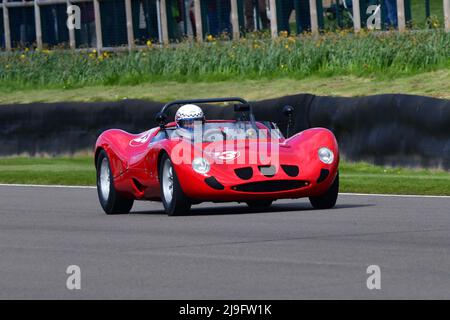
[94,97,339,216]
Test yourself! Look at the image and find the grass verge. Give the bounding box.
[1,69,450,105]
[1,157,449,196]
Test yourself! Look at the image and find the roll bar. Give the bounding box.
[155,97,258,133]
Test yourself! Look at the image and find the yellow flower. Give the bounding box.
[25,48,29,52]
[206,34,214,42]
[279,30,288,38]
[92,49,97,54]
[20,54,26,59]
[284,44,289,49]
[146,40,152,47]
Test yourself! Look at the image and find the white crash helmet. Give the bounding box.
[175,104,205,129]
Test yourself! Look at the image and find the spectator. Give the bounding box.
[41,4,68,47]
[207,0,231,36]
[276,0,294,34]
[167,0,185,39]
[244,0,269,32]
[79,2,96,47]
[383,0,398,28]
[10,0,35,47]
[132,0,159,43]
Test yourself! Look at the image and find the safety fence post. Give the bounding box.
[230,0,239,40]
[352,0,361,32]
[193,0,202,42]
[160,0,169,45]
[2,0,11,51]
[269,0,277,38]
[66,0,76,49]
[34,0,43,49]
[93,0,103,52]
[397,0,406,32]
[125,0,135,50]
[444,0,450,32]
[309,0,319,35]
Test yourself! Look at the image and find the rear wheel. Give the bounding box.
[309,172,339,209]
[246,200,273,208]
[96,150,134,214]
[159,154,191,216]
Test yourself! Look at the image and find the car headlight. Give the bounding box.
[192,157,210,174]
[318,147,334,164]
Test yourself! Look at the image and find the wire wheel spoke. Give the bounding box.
[99,158,110,200]
[163,160,174,204]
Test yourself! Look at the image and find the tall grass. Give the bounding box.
[0,30,449,90]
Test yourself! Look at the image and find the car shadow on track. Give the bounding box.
[132,203,375,216]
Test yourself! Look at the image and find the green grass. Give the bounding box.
[1,29,449,91]
[340,161,450,195]
[0,157,449,196]
[1,69,450,104]
[0,157,95,186]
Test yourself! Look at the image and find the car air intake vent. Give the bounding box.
[205,177,224,190]
[234,167,253,180]
[281,165,299,177]
[316,169,329,183]
[258,165,276,177]
[232,180,308,192]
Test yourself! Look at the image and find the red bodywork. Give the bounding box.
[94,121,339,203]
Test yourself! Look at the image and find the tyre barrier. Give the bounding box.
[0,94,449,169]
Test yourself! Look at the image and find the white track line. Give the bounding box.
[0,183,449,198]
[0,183,96,189]
[340,192,450,199]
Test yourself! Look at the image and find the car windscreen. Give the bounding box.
[165,121,284,142]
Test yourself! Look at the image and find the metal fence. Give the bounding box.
[1,0,450,51]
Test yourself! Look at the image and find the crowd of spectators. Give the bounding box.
[0,0,406,48]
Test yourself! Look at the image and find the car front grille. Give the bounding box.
[231,180,309,193]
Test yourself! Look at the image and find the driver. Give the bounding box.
[174,104,205,138]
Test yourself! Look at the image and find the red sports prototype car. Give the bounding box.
[94,98,339,216]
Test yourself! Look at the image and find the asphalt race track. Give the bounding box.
[0,185,449,299]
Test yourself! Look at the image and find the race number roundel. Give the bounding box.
[218,151,240,160]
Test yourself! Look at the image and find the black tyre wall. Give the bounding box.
[1,94,449,169]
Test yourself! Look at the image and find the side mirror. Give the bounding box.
[155,112,167,128]
[282,105,294,117]
[282,105,294,137]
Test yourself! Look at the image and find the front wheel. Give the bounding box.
[309,172,339,209]
[159,153,191,216]
[96,150,134,214]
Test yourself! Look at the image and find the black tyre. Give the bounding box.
[159,153,191,216]
[309,172,339,209]
[96,150,134,215]
[246,200,273,208]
